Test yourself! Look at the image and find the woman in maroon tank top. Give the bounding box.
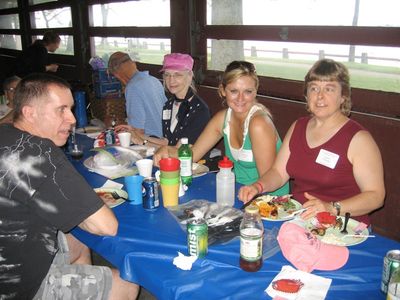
[239,59,384,226]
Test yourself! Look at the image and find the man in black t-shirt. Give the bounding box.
[0,73,139,299]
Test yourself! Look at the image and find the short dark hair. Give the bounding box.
[42,31,61,45]
[3,75,21,92]
[13,73,71,122]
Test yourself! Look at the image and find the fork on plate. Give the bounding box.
[111,191,127,200]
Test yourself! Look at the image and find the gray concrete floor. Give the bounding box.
[92,251,156,300]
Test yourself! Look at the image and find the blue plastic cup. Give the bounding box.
[124,175,144,205]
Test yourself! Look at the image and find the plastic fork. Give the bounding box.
[285,208,307,218]
[111,191,127,200]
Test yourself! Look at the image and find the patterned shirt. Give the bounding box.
[0,124,104,299]
[162,89,210,145]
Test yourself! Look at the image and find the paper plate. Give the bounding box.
[83,156,129,171]
[89,146,142,169]
[304,216,369,246]
[94,188,127,208]
[254,195,302,222]
[192,163,209,178]
[128,145,156,157]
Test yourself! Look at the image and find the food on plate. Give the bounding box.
[254,194,297,219]
[309,212,343,236]
[272,279,304,293]
[96,191,118,206]
[257,201,278,219]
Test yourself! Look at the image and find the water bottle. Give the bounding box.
[178,137,192,186]
[239,204,264,272]
[216,156,235,207]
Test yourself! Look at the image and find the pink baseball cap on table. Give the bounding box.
[161,53,194,72]
[277,222,349,272]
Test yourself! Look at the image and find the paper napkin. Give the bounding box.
[173,252,197,271]
[265,265,332,300]
[102,179,124,189]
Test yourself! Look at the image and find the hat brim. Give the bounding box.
[160,64,191,72]
[278,222,349,272]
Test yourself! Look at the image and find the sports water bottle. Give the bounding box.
[216,156,235,207]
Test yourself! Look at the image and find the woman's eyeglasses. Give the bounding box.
[163,72,187,80]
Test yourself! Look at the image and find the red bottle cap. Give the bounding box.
[218,156,233,168]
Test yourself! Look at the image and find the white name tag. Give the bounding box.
[163,109,171,120]
[238,149,253,162]
[315,149,339,169]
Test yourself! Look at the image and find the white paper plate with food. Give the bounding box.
[84,146,141,171]
[94,188,128,208]
[254,194,302,221]
[303,212,369,246]
[192,163,209,178]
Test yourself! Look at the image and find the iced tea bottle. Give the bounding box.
[239,204,264,272]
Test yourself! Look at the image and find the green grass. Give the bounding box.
[94,46,400,93]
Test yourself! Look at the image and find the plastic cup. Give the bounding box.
[124,175,144,205]
[159,157,180,179]
[136,158,153,178]
[159,158,180,171]
[160,179,180,207]
[118,132,131,147]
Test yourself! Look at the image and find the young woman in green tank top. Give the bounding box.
[154,61,289,195]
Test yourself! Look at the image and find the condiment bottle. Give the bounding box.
[239,204,264,272]
[216,156,235,207]
[178,137,192,186]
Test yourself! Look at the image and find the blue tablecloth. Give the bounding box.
[71,135,398,300]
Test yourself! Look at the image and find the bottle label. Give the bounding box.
[180,157,192,176]
[240,228,263,261]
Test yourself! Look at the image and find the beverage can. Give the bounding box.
[142,177,159,210]
[105,129,115,145]
[382,250,400,294]
[187,218,208,258]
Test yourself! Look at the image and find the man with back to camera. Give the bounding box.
[108,51,167,138]
[15,31,61,77]
[0,73,139,299]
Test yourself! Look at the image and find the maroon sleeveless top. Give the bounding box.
[287,116,369,225]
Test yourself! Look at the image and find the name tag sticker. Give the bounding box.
[163,109,171,120]
[316,149,339,169]
[238,149,253,162]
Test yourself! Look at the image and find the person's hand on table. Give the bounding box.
[238,184,259,203]
[153,145,179,167]
[301,192,336,220]
[114,124,132,133]
[153,146,169,167]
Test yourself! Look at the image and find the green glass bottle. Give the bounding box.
[178,137,192,186]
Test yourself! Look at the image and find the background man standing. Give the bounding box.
[15,31,61,77]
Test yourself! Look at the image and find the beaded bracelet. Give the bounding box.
[253,181,263,194]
